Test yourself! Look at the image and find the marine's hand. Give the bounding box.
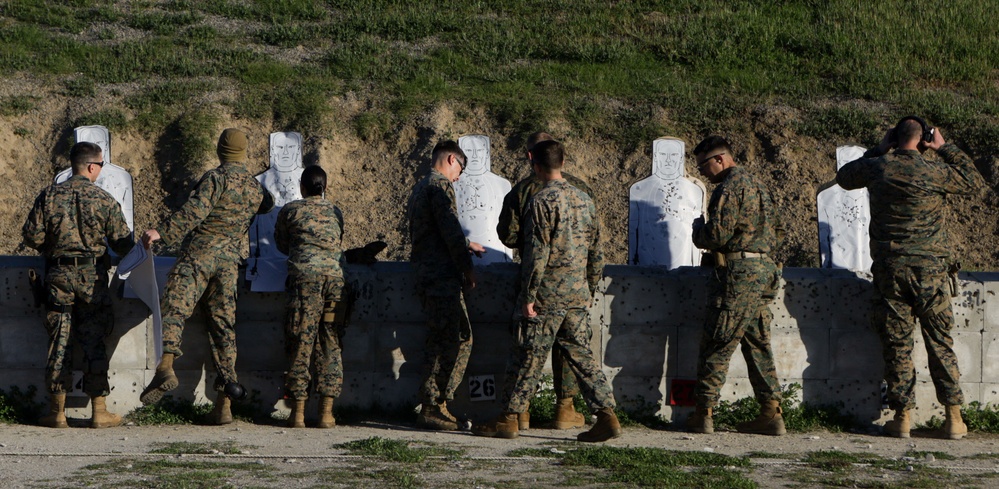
[924,126,946,152]
[523,302,537,318]
[692,216,706,235]
[875,128,898,155]
[468,241,486,258]
[141,229,161,249]
[463,269,477,290]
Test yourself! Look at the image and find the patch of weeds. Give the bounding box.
[965,452,999,460]
[0,385,44,424]
[333,437,463,463]
[373,468,422,488]
[798,104,881,142]
[714,382,860,433]
[562,446,753,488]
[802,450,879,473]
[79,458,273,487]
[14,127,31,137]
[353,112,393,143]
[125,396,213,425]
[73,109,127,131]
[257,22,316,48]
[0,95,38,116]
[63,76,96,97]
[149,441,252,455]
[746,451,796,459]
[918,401,999,433]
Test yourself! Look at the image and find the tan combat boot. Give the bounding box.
[471,412,519,439]
[209,391,233,425]
[554,397,585,429]
[686,406,714,434]
[288,399,306,428]
[317,397,335,429]
[518,401,530,430]
[883,409,910,438]
[577,407,621,442]
[737,400,786,436]
[940,405,967,440]
[439,401,458,424]
[91,396,123,428]
[417,404,458,431]
[40,393,69,429]
[140,353,179,405]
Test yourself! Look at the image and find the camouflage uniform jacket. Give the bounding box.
[498,172,594,252]
[408,169,472,294]
[520,179,604,311]
[22,175,133,258]
[158,163,272,261]
[274,196,346,285]
[693,166,780,254]
[836,144,982,261]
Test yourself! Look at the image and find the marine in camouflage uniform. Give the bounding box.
[496,133,594,428]
[274,165,345,428]
[837,118,983,439]
[22,141,133,428]
[140,129,273,414]
[475,140,620,442]
[274,175,346,402]
[407,140,484,430]
[688,136,784,436]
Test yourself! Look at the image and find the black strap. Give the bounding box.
[51,256,98,266]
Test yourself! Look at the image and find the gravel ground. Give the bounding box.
[2,420,999,488]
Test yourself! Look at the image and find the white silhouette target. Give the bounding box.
[628,138,706,268]
[55,125,135,233]
[247,132,304,291]
[455,134,513,264]
[817,145,872,271]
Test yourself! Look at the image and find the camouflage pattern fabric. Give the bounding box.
[408,169,475,405]
[692,166,779,254]
[497,173,594,400]
[22,174,133,397]
[694,258,782,408]
[837,144,983,261]
[497,172,594,251]
[520,179,604,310]
[417,291,473,405]
[504,178,614,413]
[408,169,472,296]
[873,256,963,409]
[838,143,982,409]
[275,195,347,400]
[504,309,614,412]
[692,165,783,409]
[274,196,345,279]
[284,277,346,400]
[158,162,271,390]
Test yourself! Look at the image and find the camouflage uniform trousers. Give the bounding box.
[695,257,782,409]
[283,275,346,400]
[417,287,473,406]
[503,308,615,413]
[160,252,240,391]
[872,255,963,410]
[43,263,114,397]
[512,314,580,399]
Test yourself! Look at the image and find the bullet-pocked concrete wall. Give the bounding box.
[1,256,996,425]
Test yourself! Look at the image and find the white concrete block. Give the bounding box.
[108,317,148,369]
[234,320,285,371]
[911,330,981,383]
[828,327,883,380]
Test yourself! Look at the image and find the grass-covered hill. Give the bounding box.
[1,0,997,267]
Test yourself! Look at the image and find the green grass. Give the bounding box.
[562,446,754,488]
[918,402,999,433]
[1,0,997,152]
[333,437,464,463]
[713,382,861,432]
[78,458,274,488]
[124,393,260,425]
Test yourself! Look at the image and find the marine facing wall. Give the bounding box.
[1,256,996,426]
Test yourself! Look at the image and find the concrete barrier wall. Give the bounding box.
[1,256,996,425]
